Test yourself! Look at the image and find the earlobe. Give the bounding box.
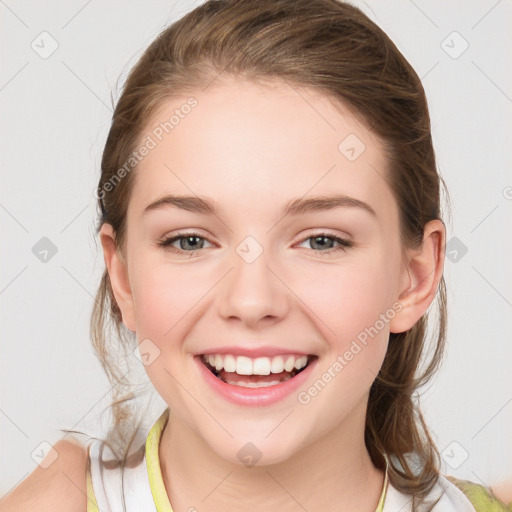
[99,223,136,332]
[390,220,446,333]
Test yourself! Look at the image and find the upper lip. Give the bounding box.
[195,346,315,358]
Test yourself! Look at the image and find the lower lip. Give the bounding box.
[194,356,317,407]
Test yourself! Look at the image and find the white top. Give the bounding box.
[86,408,478,512]
[87,439,158,511]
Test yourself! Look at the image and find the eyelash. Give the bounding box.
[157,231,353,256]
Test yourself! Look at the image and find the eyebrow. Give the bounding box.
[142,193,377,218]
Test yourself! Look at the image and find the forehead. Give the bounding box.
[128,77,396,226]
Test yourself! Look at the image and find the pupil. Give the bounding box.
[182,236,202,251]
[312,236,332,250]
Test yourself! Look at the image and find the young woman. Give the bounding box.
[2,1,510,511]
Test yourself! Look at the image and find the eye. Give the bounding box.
[296,233,353,255]
[157,232,213,254]
[157,231,353,256]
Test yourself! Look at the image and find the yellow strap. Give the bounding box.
[86,444,100,512]
[146,407,174,512]
[375,466,388,512]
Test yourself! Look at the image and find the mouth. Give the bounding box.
[198,353,318,388]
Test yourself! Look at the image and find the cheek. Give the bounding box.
[293,256,400,349]
[131,261,207,342]
[292,258,398,418]
[128,259,214,411]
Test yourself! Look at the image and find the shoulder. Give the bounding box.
[490,478,512,508]
[0,438,89,512]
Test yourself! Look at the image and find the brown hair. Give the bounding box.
[87,0,448,508]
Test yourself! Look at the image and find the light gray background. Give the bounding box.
[1,0,511,497]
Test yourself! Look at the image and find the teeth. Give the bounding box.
[201,353,310,376]
[295,356,308,370]
[253,357,271,375]
[270,356,284,373]
[224,354,236,373]
[284,356,295,372]
[236,356,253,375]
[224,378,290,388]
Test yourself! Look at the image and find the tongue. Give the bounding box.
[218,369,294,385]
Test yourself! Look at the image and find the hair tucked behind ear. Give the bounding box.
[88,1,449,508]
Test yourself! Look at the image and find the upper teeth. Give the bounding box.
[202,354,309,375]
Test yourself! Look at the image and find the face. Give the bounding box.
[103,77,412,466]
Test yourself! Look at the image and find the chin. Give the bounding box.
[206,432,305,469]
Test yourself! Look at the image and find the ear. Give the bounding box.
[390,219,446,333]
[99,223,136,332]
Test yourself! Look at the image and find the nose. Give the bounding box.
[217,241,290,329]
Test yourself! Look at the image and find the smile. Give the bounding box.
[201,353,312,387]
[195,352,318,406]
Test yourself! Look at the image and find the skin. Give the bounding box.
[100,76,445,512]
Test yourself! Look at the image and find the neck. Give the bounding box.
[159,404,385,512]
